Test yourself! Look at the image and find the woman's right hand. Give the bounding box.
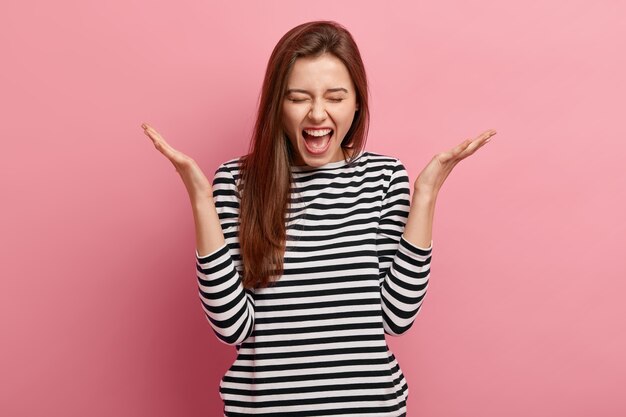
[141,122,213,203]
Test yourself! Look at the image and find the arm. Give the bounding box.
[195,163,255,346]
[377,159,433,336]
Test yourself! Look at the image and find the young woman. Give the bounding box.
[142,20,495,417]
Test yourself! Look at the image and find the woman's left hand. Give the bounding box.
[414,129,497,196]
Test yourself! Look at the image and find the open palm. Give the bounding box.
[414,129,497,195]
[141,122,213,202]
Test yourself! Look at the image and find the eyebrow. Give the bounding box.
[285,88,349,95]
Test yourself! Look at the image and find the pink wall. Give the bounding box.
[2,0,624,415]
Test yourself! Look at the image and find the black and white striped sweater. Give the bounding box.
[196,150,433,416]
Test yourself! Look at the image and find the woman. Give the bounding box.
[142,20,495,417]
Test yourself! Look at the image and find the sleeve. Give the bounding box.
[195,162,255,346]
[376,158,433,336]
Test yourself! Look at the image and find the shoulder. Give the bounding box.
[211,156,247,191]
[360,151,406,172]
[217,155,244,170]
[214,155,246,178]
[360,152,411,195]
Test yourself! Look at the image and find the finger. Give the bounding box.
[458,130,496,158]
[143,127,165,148]
[466,129,496,146]
[483,129,497,144]
[473,129,496,148]
[143,124,162,140]
[476,129,496,143]
[142,123,162,137]
[142,125,180,159]
[446,131,492,162]
[141,122,158,137]
[460,129,496,152]
[450,138,472,157]
[142,124,170,149]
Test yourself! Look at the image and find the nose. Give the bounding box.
[307,99,327,122]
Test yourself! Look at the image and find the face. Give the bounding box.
[282,53,360,167]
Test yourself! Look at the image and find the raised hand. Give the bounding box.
[414,129,497,196]
[141,122,213,203]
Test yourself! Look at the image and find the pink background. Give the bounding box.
[2,0,625,416]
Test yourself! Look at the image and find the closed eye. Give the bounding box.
[287,98,345,103]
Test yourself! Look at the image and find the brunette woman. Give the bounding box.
[142,20,495,417]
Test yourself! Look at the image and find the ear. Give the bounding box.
[355,102,360,111]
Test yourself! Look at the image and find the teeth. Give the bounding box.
[303,128,332,137]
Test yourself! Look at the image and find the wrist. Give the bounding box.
[191,194,214,209]
[413,186,438,202]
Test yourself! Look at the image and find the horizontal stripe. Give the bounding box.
[196,152,432,416]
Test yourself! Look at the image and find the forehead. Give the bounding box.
[286,53,354,89]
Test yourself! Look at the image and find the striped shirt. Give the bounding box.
[196,150,433,416]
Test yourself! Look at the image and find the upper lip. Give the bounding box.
[302,127,333,130]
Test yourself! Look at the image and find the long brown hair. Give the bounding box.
[237,20,370,289]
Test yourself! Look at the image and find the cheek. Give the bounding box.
[283,109,302,130]
[282,113,298,142]
[336,109,357,128]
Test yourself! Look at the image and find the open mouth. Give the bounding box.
[302,129,333,154]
